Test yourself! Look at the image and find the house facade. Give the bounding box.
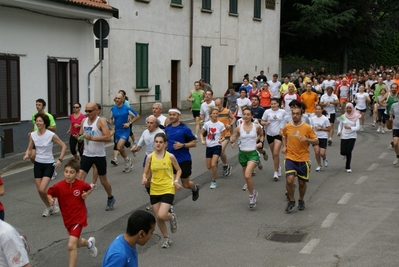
[0,0,118,156]
[99,0,281,116]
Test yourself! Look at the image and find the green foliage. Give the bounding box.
[375,33,399,66]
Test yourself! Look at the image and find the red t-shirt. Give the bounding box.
[47,179,91,228]
[0,177,3,211]
[69,113,86,135]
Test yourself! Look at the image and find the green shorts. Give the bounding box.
[238,150,260,167]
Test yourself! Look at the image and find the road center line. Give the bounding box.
[321,213,338,228]
[367,163,379,171]
[355,176,368,185]
[299,239,320,254]
[337,193,353,205]
[378,152,389,159]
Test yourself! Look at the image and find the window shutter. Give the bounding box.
[47,58,58,115]
[254,0,261,18]
[229,0,237,14]
[69,59,79,112]
[9,58,20,120]
[201,46,211,85]
[136,43,149,89]
[0,59,7,121]
[0,56,20,123]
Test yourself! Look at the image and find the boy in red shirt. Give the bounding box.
[47,159,97,267]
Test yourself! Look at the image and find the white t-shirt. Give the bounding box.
[262,109,287,136]
[31,130,55,164]
[267,80,282,98]
[320,93,338,116]
[384,79,394,92]
[236,97,252,117]
[0,220,30,267]
[156,114,167,127]
[137,128,165,155]
[355,92,369,110]
[202,120,225,147]
[321,79,336,89]
[200,100,215,122]
[282,93,300,113]
[310,115,330,139]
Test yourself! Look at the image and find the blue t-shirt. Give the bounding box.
[110,105,138,134]
[102,234,138,267]
[165,122,196,163]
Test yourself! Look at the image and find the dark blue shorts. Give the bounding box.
[285,158,310,182]
[80,156,107,176]
[206,145,222,158]
[34,161,55,179]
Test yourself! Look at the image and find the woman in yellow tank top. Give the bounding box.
[142,133,182,248]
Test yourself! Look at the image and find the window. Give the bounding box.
[136,43,149,89]
[229,0,238,15]
[47,58,79,117]
[171,0,182,4]
[254,0,261,20]
[202,0,211,11]
[201,46,211,85]
[265,0,276,10]
[0,55,20,123]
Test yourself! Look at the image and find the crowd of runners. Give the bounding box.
[2,65,399,266]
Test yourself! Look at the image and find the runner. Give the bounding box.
[320,86,339,145]
[354,85,370,132]
[67,103,86,161]
[310,104,331,172]
[187,81,205,138]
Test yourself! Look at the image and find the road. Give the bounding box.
[2,119,399,267]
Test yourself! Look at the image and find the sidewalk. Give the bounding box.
[0,110,193,174]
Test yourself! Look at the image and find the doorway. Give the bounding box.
[228,65,235,86]
[171,60,179,108]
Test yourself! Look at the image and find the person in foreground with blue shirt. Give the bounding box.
[102,210,156,267]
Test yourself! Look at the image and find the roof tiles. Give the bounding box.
[66,0,113,10]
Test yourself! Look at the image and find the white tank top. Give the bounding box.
[239,123,257,151]
[157,114,167,126]
[31,130,55,163]
[82,116,106,157]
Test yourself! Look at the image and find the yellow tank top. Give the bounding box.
[150,151,175,195]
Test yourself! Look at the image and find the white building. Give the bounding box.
[99,0,281,115]
[0,0,118,155]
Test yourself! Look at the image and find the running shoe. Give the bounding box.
[110,158,118,166]
[161,237,172,248]
[298,200,305,211]
[278,166,282,177]
[315,166,322,172]
[132,141,138,157]
[377,127,381,133]
[258,159,263,170]
[273,172,279,181]
[123,158,133,172]
[106,196,116,211]
[210,181,217,189]
[242,183,248,191]
[381,129,385,134]
[328,139,332,146]
[50,199,60,215]
[169,205,174,213]
[285,201,295,212]
[146,205,152,211]
[192,185,200,201]
[225,165,232,176]
[88,237,98,257]
[90,183,97,190]
[170,213,178,233]
[51,171,57,180]
[393,158,399,165]
[42,207,52,217]
[263,152,268,161]
[360,126,364,132]
[249,190,258,209]
[222,165,227,176]
[346,169,352,173]
[372,122,376,127]
[323,158,329,167]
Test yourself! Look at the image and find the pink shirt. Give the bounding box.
[69,113,86,135]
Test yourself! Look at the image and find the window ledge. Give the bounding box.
[253,17,262,22]
[171,3,184,8]
[229,12,238,17]
[201,8,213,13]
[0,121,21,126]
[135,0,150,3]
[134,88,151,92]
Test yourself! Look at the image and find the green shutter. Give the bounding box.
[229,0,237,14]
[171,0,182,4]
[136,43,149,89]
[202,0,211,10]
[201,46,211,85]
[254,0,261,19]
[69,59,79,112]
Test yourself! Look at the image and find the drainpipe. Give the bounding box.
[189,0,193,67]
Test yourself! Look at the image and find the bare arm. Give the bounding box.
[52,134,67,169]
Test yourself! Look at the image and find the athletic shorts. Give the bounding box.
[267,134,282,144]
[150,194,174,205]
[173,161,192,179]
[314,138,327,149]
[328,113,336,124]
[285,158,310,182]
[192,110,200,118]
[80,156,107,176]
[34,161,55,179]
[356,108,367,113]
[238,150,259,167]
[393,129,399,137]
[340,97,347,103]
[67,224,83,238]
[142,155,148,168]
[206,145,222,158]
[113,135,131,150]
[114,131,130,144]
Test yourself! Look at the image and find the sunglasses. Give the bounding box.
[85,109,95,113]
[73,106,80,108]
